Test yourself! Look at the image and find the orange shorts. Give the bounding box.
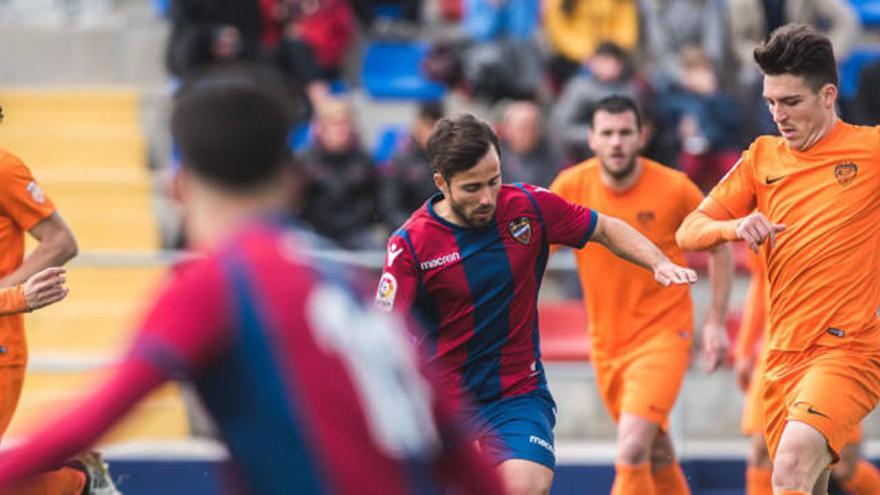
[741,355,766,436]
[0,365,25,441]
[592,329,691,427]
[762,339,880,462]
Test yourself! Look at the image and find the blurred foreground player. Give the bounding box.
[0,66,502,495]
[377,113,697,495]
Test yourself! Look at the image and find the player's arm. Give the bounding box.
[0,213,77,287]
[375,234,419,314]
[0,267,68,316]
[702,242,733,372]
[0,358,165,488]
[591,213,697,287]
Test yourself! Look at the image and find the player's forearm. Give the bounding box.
[592,215,670,272]
[675,209,740,252]
[706,243,734,325]
[0,232,77,287]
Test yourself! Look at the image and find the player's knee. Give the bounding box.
[748,435,772,469]
[650,436,676,468]
[830,444,859,482]
[772,450,822,491]
[617,436,651,466]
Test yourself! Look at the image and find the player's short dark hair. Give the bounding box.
[427,113,500,181]
[753,23,839,92]
[172,64,295,189]
[589,95,642,130]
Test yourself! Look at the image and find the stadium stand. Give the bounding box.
[361,40,446,100]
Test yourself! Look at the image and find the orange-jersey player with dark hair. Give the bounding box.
[677,23,880,495]
[550,95,734,495]
[735,251,880,495]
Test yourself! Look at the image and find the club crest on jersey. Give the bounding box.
[508,216,532,245]
[834,162,858,187]
[375,273,397,311]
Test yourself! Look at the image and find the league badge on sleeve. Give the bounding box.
[26,181,46,204]
[508,216,532,245]
[375,272,398,311]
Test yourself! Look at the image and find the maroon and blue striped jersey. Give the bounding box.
[376,184,598,407]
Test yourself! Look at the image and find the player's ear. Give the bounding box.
[433,171,446,193]
[821,83,837,109]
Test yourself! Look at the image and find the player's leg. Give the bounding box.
[745,434,773,495]
[831,436,880,495]
[497,459,553,495]
[476,391,557,495]
[649,432,689,495]
[772,420,832,493]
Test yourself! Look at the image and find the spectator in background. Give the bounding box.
[299,97,381,249]
[379,101,446,232]
[727,0,860,136]
[852,60,880,125]
[543,0,639,90]
[459,0,543,103]
[351,0,422,29]
[551,42,649,162]
[655,46,742,191]
[166,0,263,77]
[498,101,564,187]
[285,0,356,81]
[640,0,732,89]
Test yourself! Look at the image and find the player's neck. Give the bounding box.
[186,185,288,249]
[433,198,467,227]
[796,112,838,152]
[600,158,643,193]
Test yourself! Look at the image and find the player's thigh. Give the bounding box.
[741,357,766,436]
[620,334,689,426]
[476,391,557,470]
[772,421,832,491]
[0,365,25,440]
[497,459,554,495]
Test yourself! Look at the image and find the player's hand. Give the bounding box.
[702,320,729,373]
[736,212,785,252]
[23,267,68,311]
[652,261,698,287]
[734,355,755,392]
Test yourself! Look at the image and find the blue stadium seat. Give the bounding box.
[361,41,446,100]
[839,46,880,100]
[373,3,404,20]
[851,0,880,26]
[288,122,312,152]
[153,0,170,18]
[372,125,407,165]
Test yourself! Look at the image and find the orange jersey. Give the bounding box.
[734,250,770,361]
[707,121,880,352]
[0,148,55,364]
[550,158,704,354]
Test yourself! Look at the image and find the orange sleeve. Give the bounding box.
[675,197,741,251]
[0,153,56,231]
[0,286,28,315]
[734,259,766,360]
[706,149,757,218]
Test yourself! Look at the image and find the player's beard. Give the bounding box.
[450,197,494,228]
[600,151,638,181]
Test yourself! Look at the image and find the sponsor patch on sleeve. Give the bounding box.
[375,272,397,311]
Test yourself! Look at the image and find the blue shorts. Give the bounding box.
[470,390,557,469]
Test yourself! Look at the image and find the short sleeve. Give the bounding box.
[128,258,231,378]
[706,148,756,218]
[375,231,419,314]
[520,183,597,248]
[0,153,56,231]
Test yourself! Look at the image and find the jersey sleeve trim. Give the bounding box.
[576,209,599,248]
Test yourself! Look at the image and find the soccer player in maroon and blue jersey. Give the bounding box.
[376,114,698,494]
[0,68,502,495]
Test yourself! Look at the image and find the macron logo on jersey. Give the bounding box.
[419,252,460,271]
[387,243,404,267]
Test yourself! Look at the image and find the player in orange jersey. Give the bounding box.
[550,95,734,495]
[0,137,103,494]
[676,23,880,494]
[735,252,880,495]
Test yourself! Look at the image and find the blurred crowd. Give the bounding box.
[164,0,880,249]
